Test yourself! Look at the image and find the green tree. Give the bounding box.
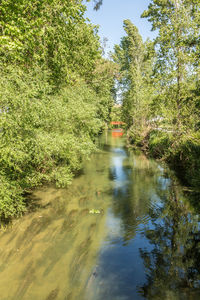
[113,20,155,133]
[0,0,116,220]
[91,58,118,122]
[142,0,200,129]
[0,0,101,86]
[93,0,103,10]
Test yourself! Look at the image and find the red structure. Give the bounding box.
[110,121,125,126]
[112,129,124,137]
[110,121,125,137]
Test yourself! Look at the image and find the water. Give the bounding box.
[0,131,200,300]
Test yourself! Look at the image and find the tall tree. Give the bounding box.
[142,0,200,129]
[113,20,155,129]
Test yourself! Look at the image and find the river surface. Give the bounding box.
[0,131,200,300]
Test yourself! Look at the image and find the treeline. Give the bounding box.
[113,0,200,188]
[0,0,116,219]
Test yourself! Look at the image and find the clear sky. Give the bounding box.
[84,0,157,56]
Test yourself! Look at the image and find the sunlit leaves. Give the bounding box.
[0,0,114,220]
[113,20,155,128]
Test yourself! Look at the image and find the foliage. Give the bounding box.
[0,64,110,218]
[0,0,101,86]
[113,20,155,128]
[0,173,24,219]
[0,0,116,219]
[113,2,200,188]
[110,105,122,123]
[168,132,200,187]
[142,0,200,129]
[93,0,103,10]
[148,130,173,158]
[90,58,118,122]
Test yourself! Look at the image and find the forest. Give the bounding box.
[0,0,200,220]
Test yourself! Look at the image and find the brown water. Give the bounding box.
[0,131,200,300]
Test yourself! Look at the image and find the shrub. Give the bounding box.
[0,66,106,219]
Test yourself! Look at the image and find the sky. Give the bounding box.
[84,0,157,56]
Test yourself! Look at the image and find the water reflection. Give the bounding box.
[86,131,200,300]
[0,131,200,300]
[87,134,164,300]
[112,128,124,138]
[138,184,200,300]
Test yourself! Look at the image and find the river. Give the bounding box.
[0,130,200,300]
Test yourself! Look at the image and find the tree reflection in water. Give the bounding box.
[138,184,200,299]
[110,150,162,244]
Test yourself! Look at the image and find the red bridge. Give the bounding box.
[110,121,125,126]
[110,121,125,137]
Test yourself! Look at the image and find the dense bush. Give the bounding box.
[0,0,116,220]
[148,130,173,159]
[0,66,109,219]
[130,128,200,188]
[168,133,200,187]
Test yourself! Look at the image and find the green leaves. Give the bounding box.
[0,0,101,86]
[142,0,200,127]
[113,0,200,188]
[0,65,108,219]
[0,0,116,220]
[0,173,25,219]
[113,20,155,128]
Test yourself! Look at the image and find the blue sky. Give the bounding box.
[84,0,157,56]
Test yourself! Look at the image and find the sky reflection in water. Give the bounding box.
[87,131,200,300]
[0,131,200,300]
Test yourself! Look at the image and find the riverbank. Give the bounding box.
[127,126,200,190]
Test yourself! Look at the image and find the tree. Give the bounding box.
[0,0,101,86]
[0,0,116,220]
[90,58,118,122]
[142,0,200,129]
[113,20,155,130]
[93,0,103,10]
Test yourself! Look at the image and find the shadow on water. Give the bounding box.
[0,130,200,300]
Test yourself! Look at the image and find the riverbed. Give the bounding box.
[0,131,200,300]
